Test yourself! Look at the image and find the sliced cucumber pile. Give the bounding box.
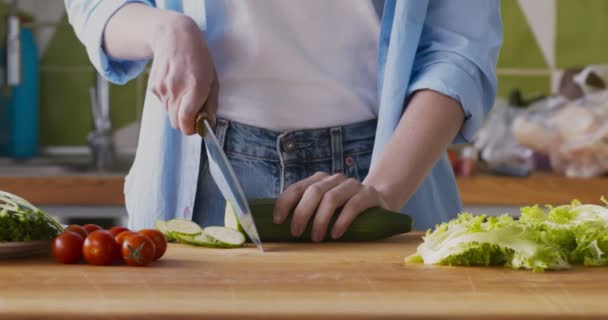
[203,226,245,248]
[155,216,245,249]
[154,220,175,242]
[166,219,202,236]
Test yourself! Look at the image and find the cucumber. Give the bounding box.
[155,219,176,242]
[224,200,245,233]
[175,229,244,248]
[203,226,246,248]
[247,198,413,242]
[166,219,203,237]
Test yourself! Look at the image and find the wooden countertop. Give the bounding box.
[2,232,608,319]
[1,173,606,206]
[457,173,607,205]
[0,175,125,205]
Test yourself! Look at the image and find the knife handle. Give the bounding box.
[196,111,208,137]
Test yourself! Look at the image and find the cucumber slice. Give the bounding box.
[175,233,219,248]
[155,220,176,242]
[166,219,203,236]
[189,233,218,247]
[224,200,244,233]
[170,221,244,249]
[175,233,197,245]
[203,226,245,248]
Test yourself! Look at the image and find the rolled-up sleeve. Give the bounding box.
[64,0,155,84]
[406,0,503,143]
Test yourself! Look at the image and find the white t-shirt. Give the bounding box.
[205,0,380,131]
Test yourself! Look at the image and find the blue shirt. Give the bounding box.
[64,0,502,230]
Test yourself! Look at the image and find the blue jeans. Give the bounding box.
[192,119,377,227]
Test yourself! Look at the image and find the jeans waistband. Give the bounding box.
[214,119,377,163]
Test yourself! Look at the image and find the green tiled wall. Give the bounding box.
[497,75,551,99]
[40,16,147,146]
[498,1,547,69]
[499,0,608,99]
[31,1,608,146]
[496,0,550,100]
[556,0,608,68]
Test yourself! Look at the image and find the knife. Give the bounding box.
[196,112,264,252]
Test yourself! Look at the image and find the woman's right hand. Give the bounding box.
[148,15,219,135]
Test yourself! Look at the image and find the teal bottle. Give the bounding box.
[8,27,39,158]
[0,49,10,156]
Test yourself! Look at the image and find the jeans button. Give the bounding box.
[345,156,354,166]
[285,141,295,151]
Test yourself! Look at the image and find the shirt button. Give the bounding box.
[345,156,354,166]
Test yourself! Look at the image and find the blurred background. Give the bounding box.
[0,0,606,227]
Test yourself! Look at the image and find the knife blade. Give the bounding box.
[197,114,264,252]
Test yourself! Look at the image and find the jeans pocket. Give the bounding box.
[344,152,372,181]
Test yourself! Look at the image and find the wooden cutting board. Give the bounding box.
[1,232,607,319]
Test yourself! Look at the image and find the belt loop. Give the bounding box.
[330,127,343,174]
[215,119,230,148]
[276,131,291,192]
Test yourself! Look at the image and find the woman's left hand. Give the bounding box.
[273,172,392,242]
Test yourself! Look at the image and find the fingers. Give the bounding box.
[274,172,388,241]
[273,172,329,225]
[150,61,169,103]
[205,75,219,127]
[290,173,347,237]
[176,71,219,134]
[311,178,362,242]
[176,91,199,135]
[168,95,180,129]
[150,62,177,127]
[149,60,217,135]
[331,185,380,240]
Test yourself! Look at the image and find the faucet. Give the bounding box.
[87,72,116,172]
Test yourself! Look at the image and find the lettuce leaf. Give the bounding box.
[407,198,608,271]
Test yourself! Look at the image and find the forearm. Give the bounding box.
[363,90,464,210]
[103,3,191,60]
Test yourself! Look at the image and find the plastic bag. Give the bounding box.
[474,98,535,176]
[511,89,608,178]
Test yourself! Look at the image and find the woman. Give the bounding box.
[65,0,502,240]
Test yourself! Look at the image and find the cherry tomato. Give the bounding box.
[52,231,84,264]
[138,229,167,261]
[108,226,130,237]
[83,224,103,234]
[115,230,137,246]
[83,230,119,266]
[122,234,156,267]
[64,225,88,239]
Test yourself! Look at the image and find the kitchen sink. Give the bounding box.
[0,156,133,176]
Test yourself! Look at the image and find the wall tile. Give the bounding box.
[556,0,608,68]
[39,70,94,146]
[497,74,551,98]
[40,14,141,147]
[498,0,548,69]
[40,17,90,67]
[110,80,139,132]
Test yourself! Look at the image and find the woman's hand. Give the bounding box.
[273,172,394,242]
[103,4,218,135]
[149,15,219,134]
